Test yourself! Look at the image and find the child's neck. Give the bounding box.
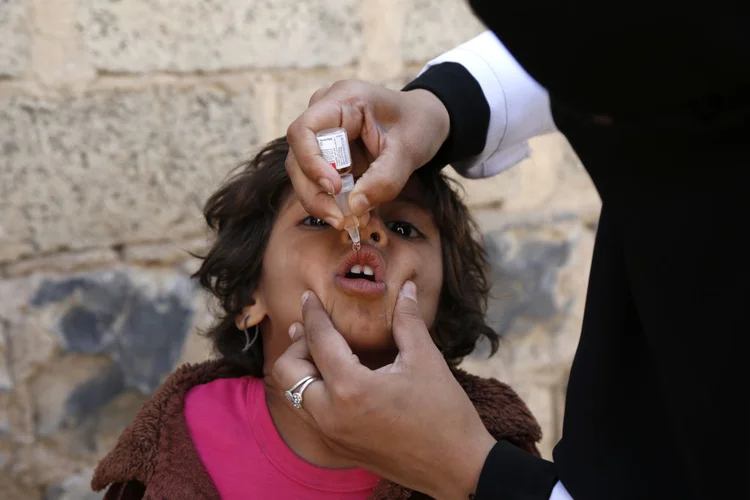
[262,378,356,469]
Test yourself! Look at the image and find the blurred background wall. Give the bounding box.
[0,1,600,497]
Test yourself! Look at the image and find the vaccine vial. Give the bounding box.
[315,128,361,251]
[315,127,353,174]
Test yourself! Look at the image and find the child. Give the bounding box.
[91,137,542,499]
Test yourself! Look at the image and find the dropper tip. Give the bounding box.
[346,226,361,251]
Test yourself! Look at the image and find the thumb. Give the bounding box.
[392,281,436,361]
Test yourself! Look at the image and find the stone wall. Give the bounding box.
[0,0,600,497]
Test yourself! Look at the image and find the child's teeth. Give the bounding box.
[363,265,374,276]
[350,264,362,274]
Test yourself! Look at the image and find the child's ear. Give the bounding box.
[235,294,268,331]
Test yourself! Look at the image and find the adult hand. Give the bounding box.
[285,80,450,229]
[271,282,497,499]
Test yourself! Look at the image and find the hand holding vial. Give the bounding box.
[315,128,361,251]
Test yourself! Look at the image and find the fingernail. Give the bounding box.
[325,217,341,228]
[288,323,297,339]
[350,193,369,215]
[301,290,311,307]
[399,281,417,301]
[319,178,334,195]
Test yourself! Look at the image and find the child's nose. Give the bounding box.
[363,216,388,248]
[339,215,388,248]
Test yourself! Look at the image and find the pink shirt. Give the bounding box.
[184,375,380,499]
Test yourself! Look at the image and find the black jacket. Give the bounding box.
[405,2,750,499]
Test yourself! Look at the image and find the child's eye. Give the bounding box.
[301,216,330,228]
[386,221,422,239]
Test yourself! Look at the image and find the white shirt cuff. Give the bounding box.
[416,30,556,179]
[550,480,574,500]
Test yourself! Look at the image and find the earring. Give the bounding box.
[242,316,260,353]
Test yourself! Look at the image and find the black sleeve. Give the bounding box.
[401,62,490,171]
[475,441,559,500]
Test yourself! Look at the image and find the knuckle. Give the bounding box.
[270,355,289,381]
[329,79,369,100]
[286,120,304,143]
[308,86,329,107]
[297,198,316,218]
[329,79,356,91]
[330,379,360,404]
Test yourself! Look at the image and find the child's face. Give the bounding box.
[255,176,443,367]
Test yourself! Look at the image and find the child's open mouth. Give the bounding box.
[344,264,376,282]
[335,246,387,298]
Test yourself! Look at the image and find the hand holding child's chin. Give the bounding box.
[271,284,497,500]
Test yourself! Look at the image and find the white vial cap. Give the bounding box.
[333,173,355,216]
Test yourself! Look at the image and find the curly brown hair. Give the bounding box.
[194,137,499,377]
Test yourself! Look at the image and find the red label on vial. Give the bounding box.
[330,161,337,169]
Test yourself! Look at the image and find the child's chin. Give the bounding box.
[342,324,392,346]
[348,340,399,370]
[334,320,396,355]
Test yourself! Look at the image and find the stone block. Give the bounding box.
[0,275,42,324]
[30,354,122,436]
[121,237,208,266]
[481,215,580,339]
[274,69,357,139]
[29,0,96,87]
[78,0,363,73]
[463,213,591,377]
[5,249,119,277]
[0,436,13,468]
[46,469,101,500]
[515,384,557,460]
[0,392,9,436]
[115,281,194,393]
[93,391,147,455]
[0,86,258,255]
[0,471,42,500]
[30,268,195,393]
[445,133,600,218]
[11,441,92,490]
[504,134,601,217]
[273,69,410,143]
[0,384,34,444]
[32,272,131,355]
[0,242,35,264]
[6,317,59,384]
[0,0,29,76]
[358,0,404,82]
[0,323,12,392]
[402,0,485,63]
[460,212,592,454]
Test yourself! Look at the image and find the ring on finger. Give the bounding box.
[284,375,320,410]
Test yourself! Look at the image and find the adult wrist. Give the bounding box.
[406,89,450,150]
[428,432,497,500]
[474,440,559,500]
[401,62,490,171]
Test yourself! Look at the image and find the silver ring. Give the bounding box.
[284,375,320,410]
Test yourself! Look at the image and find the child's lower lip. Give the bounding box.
[334,276,387,298]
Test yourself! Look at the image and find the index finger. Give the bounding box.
[285,148,345,228]
[300,290,364,380]
[286,102,349,195]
